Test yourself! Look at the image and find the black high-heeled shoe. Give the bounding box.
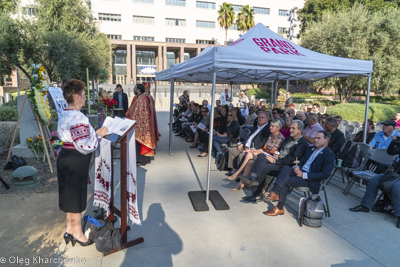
[70,235,94,247]
[64,232,71,244]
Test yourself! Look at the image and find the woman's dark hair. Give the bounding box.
[202,106,209,113]
[368,119,375,130]
[62,79,86,104]
[222,105,229,117]
[136,84,145,93]
[214,107,222,117]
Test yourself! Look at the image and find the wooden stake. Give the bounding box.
[43,126,56,161]
[6,88,28,163]
[36,115,53,173]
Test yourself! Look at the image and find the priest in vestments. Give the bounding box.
[126,84,156,165]
[143,82,159,142]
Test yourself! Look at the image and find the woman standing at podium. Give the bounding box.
[57,79,108,246]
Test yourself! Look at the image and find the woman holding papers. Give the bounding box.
[227,120,284,190]
[57,79,108,246]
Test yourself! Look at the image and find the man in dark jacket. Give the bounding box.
[241,120,308,202]
[225,111,271,173]
[113,84,129,113]
[324,116,346,154]
[284,92,293,110]
[263,130,335,216]
[350,137,400,229]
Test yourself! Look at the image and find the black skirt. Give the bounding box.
[57,149,92,213]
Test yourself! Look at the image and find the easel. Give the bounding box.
[6,88,55,173]
[104,123,144,256]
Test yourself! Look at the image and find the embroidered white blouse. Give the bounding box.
[57,109,98,155]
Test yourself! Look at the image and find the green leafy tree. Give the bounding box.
[0,0,20,14]
[217,2,235,45]
[0,0,110,83]
[236,5,255,34]
[298,0,400,33]
[300,4,400,103]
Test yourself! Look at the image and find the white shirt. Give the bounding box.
[245,123,268,148]
[301,147,326,179]
[57,109,99,155]
[219,92,232,106]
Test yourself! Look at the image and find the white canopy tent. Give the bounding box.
[156,23,373,201]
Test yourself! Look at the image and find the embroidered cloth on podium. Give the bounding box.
[93,138,112,215]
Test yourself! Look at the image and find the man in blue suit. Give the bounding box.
[263,130,335,216]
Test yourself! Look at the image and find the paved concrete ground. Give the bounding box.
[3,109,400,267]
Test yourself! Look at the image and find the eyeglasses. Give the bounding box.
[322,117,326,119]
[228,114,233,117]
[272,112,277,115]
[201,111,207,113]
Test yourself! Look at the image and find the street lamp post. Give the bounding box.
[285,7,298,94]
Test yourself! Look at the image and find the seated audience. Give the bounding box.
[228,120,285,191]
[243,106,257,130]
[303,113,324,146]
[234,107,246,126]
[286,108,296,119]
[353,119,376,144]
[298,111,307,127]
[241,102,249,117]
[369,120,400,149]
[324,116,346,154]
[350,137,400,229]
[240,120,308,202]
[272,108,284,125]
[226,112,271,174]
[320,113,329,129]
[199,109,240,157]
[335,115,346,136]
[392,112,400,128]
[280,117,292,139]
[263,131,335,216]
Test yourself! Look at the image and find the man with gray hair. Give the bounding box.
[325,116,346,154]
[298,111,307,127]
[241,120,308,202]
[303,113,324,146]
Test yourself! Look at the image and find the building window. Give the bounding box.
[196,1,215,9]
[196,21,215,28]
[136,51,156,65]
[133,36,155,41]
[133,15,155,24]
[254,7,269,15]
[99,13,121,22]
[196,39,215,44]
[165,0,186,6]
[166,38,185,43]
[228,23,238,30]
[279,10,289,16]
[165,18,186,26]
[107,35,122,39]
[133,0,154,3]
[232,5,242,12]
[278,27,288,34]
[22,7,35,15]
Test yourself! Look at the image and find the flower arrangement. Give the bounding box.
[28,63,52,125]
[101,98,118,108]
[50,131,63,156]
[27,135,47,161]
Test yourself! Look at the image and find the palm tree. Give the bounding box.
[217,2,235,45]
[236,5,255,34]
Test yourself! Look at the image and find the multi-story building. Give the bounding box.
[9,0,304,87]
[92,0,304,84]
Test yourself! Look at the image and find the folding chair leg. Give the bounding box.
[340,170,345,183]
[323,189,330,217]
[326,168,337,185]
[343,177,356,195]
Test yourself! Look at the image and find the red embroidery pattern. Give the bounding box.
[128,205,139,220]
[94,191,109,203]
[95,158,111,190]
[127,171,136,186]
[70,123,90,143]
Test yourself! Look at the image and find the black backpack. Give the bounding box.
[337,140,361,168]
[298,196,327,227]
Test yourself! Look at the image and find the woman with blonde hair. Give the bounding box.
[228,119,285,191]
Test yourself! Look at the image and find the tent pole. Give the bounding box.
[363,75,372,143]
[206,68,217,202]
[169,78,174,155]
[274,80,279,107]
[286,80,289,93]
[154,81,157,99]
[270,81,274,109]
[230,82,233,108]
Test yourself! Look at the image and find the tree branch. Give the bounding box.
[16,64,32,85]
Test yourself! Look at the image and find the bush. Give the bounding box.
[246,88,271,100]
[2,100,17,107]
[0,105,18,121]
[327,103,400,122]
[0,123,20,149]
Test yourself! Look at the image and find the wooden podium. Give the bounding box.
[104,123,144,256]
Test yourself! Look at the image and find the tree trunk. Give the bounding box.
[225,29,228,45]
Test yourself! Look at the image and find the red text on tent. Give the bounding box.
[253,38,305,57]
